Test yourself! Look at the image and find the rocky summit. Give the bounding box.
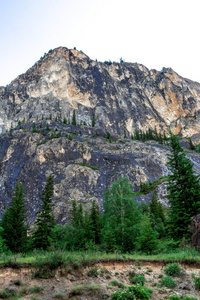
[1,46,200,224]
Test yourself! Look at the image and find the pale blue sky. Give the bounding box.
[0,0,200,86]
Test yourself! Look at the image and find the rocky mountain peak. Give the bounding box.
[1,47,200,223]
[1,47,200,142]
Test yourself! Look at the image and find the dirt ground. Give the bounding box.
[0,261,200,299]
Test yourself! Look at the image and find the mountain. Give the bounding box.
[1,46,200,224]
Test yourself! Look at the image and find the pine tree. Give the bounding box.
[149,192,165,238]
[32,175,55,250]
[150,192,165,224]
[92,113,95,127]
[90,200,101,244]
[71,201,87,248]
[103,177,142,252]
[1,183,28,252]
[63,117,67,124]
[32,122,37,133]
[167,133,200,240]
[0,227,7,253]
[72,110,76,126]
[102,223,116,252]
[46,123,50,131]
[137,214,158,254]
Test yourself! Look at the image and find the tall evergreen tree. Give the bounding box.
[32,175,55,250]
[149,192,165,238]
[70,200,87,249]
[90,200,101,244]
[72,110,76,126]
[92,113,95,127]
[103,177,142,252]
[150,192,165,224]
[167,133,200,240]
[1,183,28,252]
[137,214,158,254]
[0,227,7,253]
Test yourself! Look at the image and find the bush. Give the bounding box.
[32,251,65,278]
[111,289,136,300]
[129,273,145,285]
[111,285,152,300]
[193,274,200,291]
[159,276,176,288]
[169,296,180,300]
[164,263,183,276]
[87,266,98,277]
[0,287,17,299]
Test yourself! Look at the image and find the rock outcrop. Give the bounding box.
[0,121,200,224]
[1,47,200,141]
[1,47,200,223]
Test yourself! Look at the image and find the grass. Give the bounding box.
[53,292,65,299]
[69,283,104,297]
[0,247,200,269]
[110,280,125,289]
[31,250,66,278]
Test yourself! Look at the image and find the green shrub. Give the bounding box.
[111,289,136,300]
[111,285,152,300]
[129,273,145,286]
[159,276,176,288]
[164,263,183,276]
[32,251,65,278]
[87,266,98,277]
[193,274,200,291]
[169,296,180,300]
[0,288,17,299]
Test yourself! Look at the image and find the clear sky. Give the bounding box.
[0,0,200,86]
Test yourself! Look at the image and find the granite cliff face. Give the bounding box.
[1,47,200,141]
[1,47,200,223]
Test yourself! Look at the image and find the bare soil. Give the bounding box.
[0,261,200,299]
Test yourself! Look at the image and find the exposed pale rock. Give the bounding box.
[1,47,200,142]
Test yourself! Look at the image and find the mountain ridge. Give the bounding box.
[1,46,200,141]
[1,47,200,223]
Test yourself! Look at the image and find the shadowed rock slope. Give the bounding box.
[1,122,200,224]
